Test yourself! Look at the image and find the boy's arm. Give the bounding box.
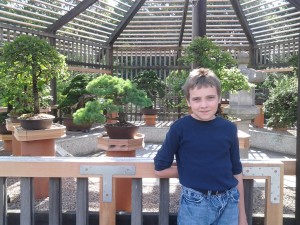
[234,172,248,225]
[154,166,178,178]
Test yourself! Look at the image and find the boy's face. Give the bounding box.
[187,86,220,121]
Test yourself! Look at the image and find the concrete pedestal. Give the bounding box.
[97,133,144,212]
[14,124,66,199]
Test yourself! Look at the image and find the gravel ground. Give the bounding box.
[5,177,295,215]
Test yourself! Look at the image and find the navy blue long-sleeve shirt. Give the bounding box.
[154,115,242,192]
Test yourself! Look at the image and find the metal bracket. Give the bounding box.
[80,165,136,202]
[243,166,281,204]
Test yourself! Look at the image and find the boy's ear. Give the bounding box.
[186,98,190,107]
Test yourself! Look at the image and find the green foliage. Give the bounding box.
[181,36,237,70]
[180,36,252,95]
[132,70,166,108]
[264,76,297,129]
[217,67,253,94]
[75,74,152,124]
[58,73,95,116]
[165,70,189,109]
[73,100,106,125]
[0,35,68,115]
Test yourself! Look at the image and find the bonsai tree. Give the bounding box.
[180,36,252,94]
[1,35,68,119]
[165,70,190,116]
[58,73,95,118]
[132,70,166,114]
[264,75,297,129]
[73,74,152,126]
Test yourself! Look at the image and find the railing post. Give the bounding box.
[243,179,254,225]
[0,177,7,225]
[159,178,170,225]
[76,178,89,225]
[20,177,34,225]
[49,178,62,225]
[131,178,143,225]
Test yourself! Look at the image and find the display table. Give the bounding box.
[97,133,144,212]
[14,123,66,199]
[6,119,21,156]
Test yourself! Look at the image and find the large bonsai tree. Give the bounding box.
[1,35,68,116]
[73,74,152,125]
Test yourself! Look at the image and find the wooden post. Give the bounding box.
[14,124,65,199]
[97,133,144,212]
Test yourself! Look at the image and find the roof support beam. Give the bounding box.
[107,0,147,45]
[296,31,300,225]
[192,0,207,38]
[229,0,256,46]
[45,0,98,33]
[286,0,300,11]
[178,0,189,47]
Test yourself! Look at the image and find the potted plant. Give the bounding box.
[58,73,95,132]
[132,70,166,125]
[73,74,152,139]
[1,35,68,129]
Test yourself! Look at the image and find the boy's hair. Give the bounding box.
[182,68,221,100]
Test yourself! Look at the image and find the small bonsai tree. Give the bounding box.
[73,74,152,126]
[1,35,68,117]
[132,70,166,112]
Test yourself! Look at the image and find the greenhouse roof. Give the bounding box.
[0,0,299,48]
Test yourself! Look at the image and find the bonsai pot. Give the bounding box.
[63,117,92,132]
[7,113,20,123]
[105,123,139,139]
[18,114,55,130]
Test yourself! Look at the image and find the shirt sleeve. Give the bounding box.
[154,124,180,171]
[230,126,243,175]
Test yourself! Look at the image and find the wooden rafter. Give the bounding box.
[229,0,256,46]
[178,0,189,47]
[45,0,98,33]
[106,0,147,45]
[286,0,300,11]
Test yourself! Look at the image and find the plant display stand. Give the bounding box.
[6,119,21,156]
[14,123,66,199]
[0,134,12,152]
[97,133,144,212]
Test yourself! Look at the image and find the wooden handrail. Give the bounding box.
[0,157,287,225]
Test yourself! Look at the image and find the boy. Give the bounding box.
[154,68,248,225]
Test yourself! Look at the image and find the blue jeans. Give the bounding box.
[177,185,240,225]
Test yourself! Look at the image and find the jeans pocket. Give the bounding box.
[229,187,240,203]
[182,191,205,204]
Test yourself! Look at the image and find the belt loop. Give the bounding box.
[207,190,212,197]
